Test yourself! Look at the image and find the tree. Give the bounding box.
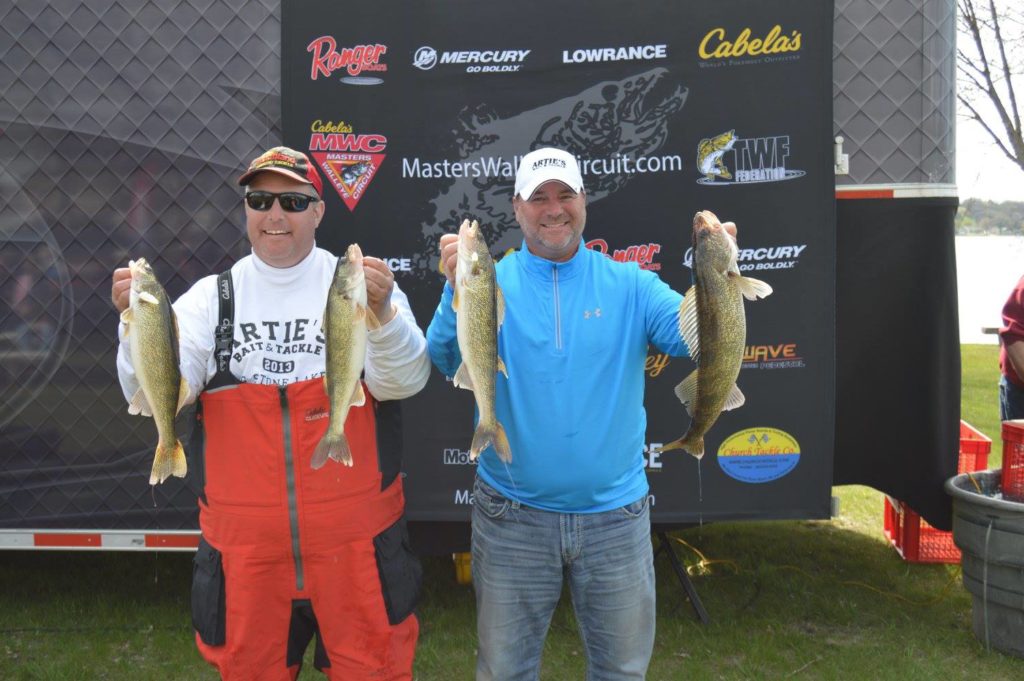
[958,0,1024,172]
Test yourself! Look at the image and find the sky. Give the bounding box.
[957,108,1023,202]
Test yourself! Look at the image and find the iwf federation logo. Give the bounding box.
[696,129,805,185]
[308,120,387,212]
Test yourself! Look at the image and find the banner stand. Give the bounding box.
[654,531,710,624]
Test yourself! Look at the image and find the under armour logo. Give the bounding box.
[583,308,602,319]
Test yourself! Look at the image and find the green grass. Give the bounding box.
[2,345,1020,680]
[960,344,1003,467]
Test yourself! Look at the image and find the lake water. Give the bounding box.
[956,236,1024,345]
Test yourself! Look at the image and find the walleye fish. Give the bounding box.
[311,243,378,469]
[121,258,191,484]
[657,211,773,459]
[453,219,511,462]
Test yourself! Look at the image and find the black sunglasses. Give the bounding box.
[244,191,320,212]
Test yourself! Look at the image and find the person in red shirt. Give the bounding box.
[999,274,1024,421]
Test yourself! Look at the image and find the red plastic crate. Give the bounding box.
[957,420,991,471]
[882,420,991,563]
[1002,420,1024,502]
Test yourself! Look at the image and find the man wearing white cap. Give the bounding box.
[428,147,732,679]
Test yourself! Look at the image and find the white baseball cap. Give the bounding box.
[514,147,584,200]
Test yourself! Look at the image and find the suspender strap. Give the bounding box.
[206,270,236,390]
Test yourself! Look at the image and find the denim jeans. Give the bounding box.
[471,475,655,681]
[1001,375,1024,421]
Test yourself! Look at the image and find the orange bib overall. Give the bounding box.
[190,378,419,681]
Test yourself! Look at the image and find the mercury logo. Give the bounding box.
[412,47,530,73]
[683,243,806,270]
[413,46,438,70]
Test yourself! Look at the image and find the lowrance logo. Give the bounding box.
[381,257,412,273]
[563,44,667,63]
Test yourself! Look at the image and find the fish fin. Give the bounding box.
[128,388,153,417]
[350,381,366,407]
[453,362,474,390]
[311,432,353,469]
[656,437,705,460]
[149,439,187,485]
[170,308,182,367]
[497,356,508,378]
[120,308,133,325]
[737,276,773,301]
[139,291,159,305]
[673,370,699,416]
[470,420,512,463]
[175,377,192,415]
[496,287,506,328]
[364,304,382,331]
[452,286,460,311]
[722,383,746,411]
[678,287,700,362]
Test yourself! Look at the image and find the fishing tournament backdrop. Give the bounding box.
[281,0,836,527]
[0,0,836,545]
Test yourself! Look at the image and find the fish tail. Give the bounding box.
[655,437,705,460]
[150,439,187,485]
[470,420,513,463]
[311,431,353,469]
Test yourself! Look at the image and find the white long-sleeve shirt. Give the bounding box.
[117,247,430,403]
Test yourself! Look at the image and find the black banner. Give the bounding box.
[282,0,836,524]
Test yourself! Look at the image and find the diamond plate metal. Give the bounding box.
[834,0,957,185]
[0,0,282,529]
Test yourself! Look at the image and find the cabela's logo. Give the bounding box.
[307,38,387,84]
[698,25,802,61]
[309,120,387,212]
[696,130,805,185]
[585,239,662,271]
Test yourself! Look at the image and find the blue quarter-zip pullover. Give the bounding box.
[427,239,689,512]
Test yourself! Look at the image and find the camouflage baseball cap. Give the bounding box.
[237,146,323,197]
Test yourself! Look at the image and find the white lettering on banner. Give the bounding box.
[737,245,807,261]
[684,244,807,271]
[443,448,476,465]
[452,489,652,507]
[562,45,668,63]
[383,257,411,272]
[644,444,664,470]
[401,154,682,180]
[438,50,531,64]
